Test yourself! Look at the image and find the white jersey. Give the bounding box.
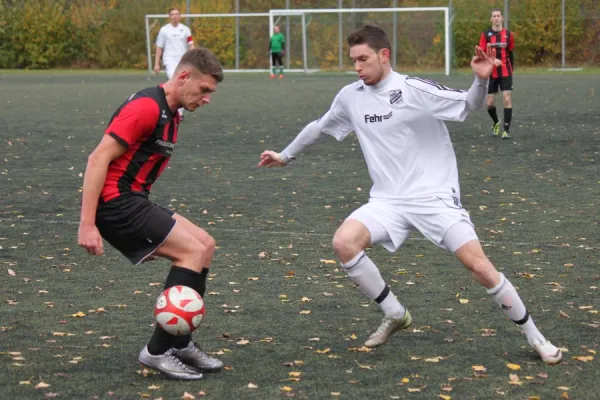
[156,23,192,61]
[317,71,472,201]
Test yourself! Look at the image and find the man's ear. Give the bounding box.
[177,69,190,85]
[380,48,391,63]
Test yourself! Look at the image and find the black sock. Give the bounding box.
[487,106,499,124]
[147,266,203,355]
[503,107,512,132]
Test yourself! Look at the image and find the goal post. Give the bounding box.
[269,7,451,76]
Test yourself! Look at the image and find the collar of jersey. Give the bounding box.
[369,70,396,93]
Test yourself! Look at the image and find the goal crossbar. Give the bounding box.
[269,7,450,75]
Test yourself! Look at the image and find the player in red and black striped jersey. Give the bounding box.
[479,9,515,139]
[78,48,225,381]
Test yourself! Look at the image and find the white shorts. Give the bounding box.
[347,197,478,253]
[164,59,181,79]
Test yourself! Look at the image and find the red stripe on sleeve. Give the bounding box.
[187,36,193,43]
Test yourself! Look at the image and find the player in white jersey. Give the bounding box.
[154,7,195,118]
[258,25,561,364]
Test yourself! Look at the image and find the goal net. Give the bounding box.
[144,7,451,75]
[270,7,451,75]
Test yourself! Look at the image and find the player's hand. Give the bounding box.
[494,59,503,67]
[153,65,161,75]
[258,150,286,168]
[471,43,495,80]
[78,223,104,256]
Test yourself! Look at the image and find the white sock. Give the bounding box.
[486,273,546,345]
[341,251,405,318]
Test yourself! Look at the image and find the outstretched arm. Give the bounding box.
[258,120,327,167]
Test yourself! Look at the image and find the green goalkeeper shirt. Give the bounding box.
[270,33,285,53]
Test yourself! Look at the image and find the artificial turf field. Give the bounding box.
[0,71,599,399]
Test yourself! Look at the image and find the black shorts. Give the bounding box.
[96,194,176,265]
[488,76,513,94]
[271,52,283,66]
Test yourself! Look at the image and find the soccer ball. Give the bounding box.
[154,286,205,336]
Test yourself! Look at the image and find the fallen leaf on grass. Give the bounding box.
[347,346,373,353]
[572,355,594,362]
[320,259,337,264]
[281,386,293,392]
[407,386,426,392]
[559,310,570,318]
[7,269,16,276]
[506,363,521,370]
[472,365,486,372]
[315,348,330,354]
[509,374,523,385]
[35,381,50,389]
[439,395,452,400]
[355,360,375,370]
[459,298,469,304]
[236,339,249,345]
[247,383,258,389]
[182,392,195,399]
[71,311,86,318]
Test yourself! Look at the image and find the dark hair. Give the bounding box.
[168,7,180,14]
[490,8,503,17]
[177,47,224,83]
[347,24,391,52]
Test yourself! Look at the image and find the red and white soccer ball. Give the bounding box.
[154,286,205,336]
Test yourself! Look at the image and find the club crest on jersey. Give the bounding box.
[389,89,403,105]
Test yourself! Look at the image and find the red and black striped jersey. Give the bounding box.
[101,86,179,202]
[479,28,515,78]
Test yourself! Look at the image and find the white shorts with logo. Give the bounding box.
[347,196,478,253]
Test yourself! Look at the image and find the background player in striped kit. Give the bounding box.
[479,8,515,139]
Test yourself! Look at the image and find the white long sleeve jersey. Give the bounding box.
[317,71,475,201]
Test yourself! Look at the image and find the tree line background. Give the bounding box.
[0,0,598,70]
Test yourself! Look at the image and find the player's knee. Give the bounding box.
[332,233,360,261]
[201,235,216,257]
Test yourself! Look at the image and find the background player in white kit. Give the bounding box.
[258,25,561,364]
[154,7,195,119]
